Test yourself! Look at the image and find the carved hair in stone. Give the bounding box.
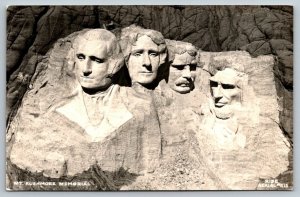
[119,25,167,88]
[70,29,124,94]
[165,39,198,94]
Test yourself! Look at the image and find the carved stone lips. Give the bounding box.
[81,76,94,80]
[179,84,189,87]
[215,102,227,107]
[139,72,153,75]
[139,71,153,73]
[176,81,190,87]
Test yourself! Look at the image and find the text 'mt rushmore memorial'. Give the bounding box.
[6,5,293,191]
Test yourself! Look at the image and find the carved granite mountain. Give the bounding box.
[119,51,291,190]
[7,30,291,190]
[7,6,293,143]
[6,5,293,190]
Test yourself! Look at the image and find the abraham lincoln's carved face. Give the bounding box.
[210,68,241,119]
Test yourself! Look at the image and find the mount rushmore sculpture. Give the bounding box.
[6,24,291,190]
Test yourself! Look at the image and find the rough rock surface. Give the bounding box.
[7,6,293,141]
[6,5,293,190]
[198,51,291,189]
[7,31,163,190]
[119,52,291,190]
[6,34,291,190]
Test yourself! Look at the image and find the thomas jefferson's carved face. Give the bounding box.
[127,35,161,86]
[169,52,197,94]
[74,40,112,91]
[210,68,241,119]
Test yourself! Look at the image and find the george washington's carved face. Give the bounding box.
[210,68,241,119]
[75,40,112,91]
[73,29,122,93]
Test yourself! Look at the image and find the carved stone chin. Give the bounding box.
[214,106,234,120]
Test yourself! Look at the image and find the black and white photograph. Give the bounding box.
[5,5,293,191]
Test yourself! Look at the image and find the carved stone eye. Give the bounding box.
[189,64,197,71]
[221,84,235,89]
[90,56,104,64]
[210,81,218,87]
[132,52,142,57]
[76,53,85,60]
[149,52,158,57]
[172,65,185,70]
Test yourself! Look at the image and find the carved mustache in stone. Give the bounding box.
[175,78,193,86]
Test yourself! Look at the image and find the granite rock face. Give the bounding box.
[6,5,293,190]
[7,31,162,190]
[198,51,291,189]
[7,6,293,139]
[119,52,291,190]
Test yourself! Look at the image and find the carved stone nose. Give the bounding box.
[213,85,223,98]
[143,54,151,66]
[83,61,92,75]
[83,70,92,76]
[182,67,192,78]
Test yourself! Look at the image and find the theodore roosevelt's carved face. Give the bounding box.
[210,68,241,119]
[169,52,197,94]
